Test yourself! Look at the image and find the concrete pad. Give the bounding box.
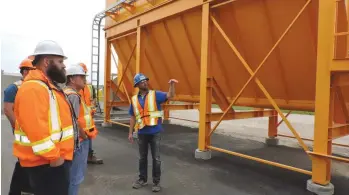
[194,149,212,160]
[265,137,279,146]
[307,179,334,195]
[101,122,112,127]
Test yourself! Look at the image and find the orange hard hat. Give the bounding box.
[19,58,35,69]
[79,63,88,73]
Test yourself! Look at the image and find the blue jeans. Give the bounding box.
[88,138,93,153]
[69,139,89,195]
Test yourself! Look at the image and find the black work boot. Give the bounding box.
[87,150,103,164]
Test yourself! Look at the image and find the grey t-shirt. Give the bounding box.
[67,94,80,118]
[66,92,81,149]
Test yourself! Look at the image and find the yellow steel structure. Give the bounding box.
[102,0,349,192]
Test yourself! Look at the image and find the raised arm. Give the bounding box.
[166,79,178,99]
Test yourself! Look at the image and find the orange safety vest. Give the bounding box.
[131,90,163,130]
[13,70,74,167]
[64,87,98,139]
[79,84,96,114]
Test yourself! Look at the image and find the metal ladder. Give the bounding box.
[90,0,136,113]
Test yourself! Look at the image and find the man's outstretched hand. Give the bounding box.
[168,79,178,84]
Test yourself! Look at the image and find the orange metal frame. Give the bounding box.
[102,0,349,190]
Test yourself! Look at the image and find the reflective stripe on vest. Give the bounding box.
[87,84,96,111]
[64,88,93,130]
[14,80,23,89]
[131,90,163,130]
[14,80,74,155]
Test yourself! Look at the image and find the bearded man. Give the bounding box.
[13,40,78,195]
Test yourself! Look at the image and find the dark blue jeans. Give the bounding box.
[137,133,161,184]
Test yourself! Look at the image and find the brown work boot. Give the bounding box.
[87,151,103,164]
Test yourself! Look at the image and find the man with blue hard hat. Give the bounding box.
[128,73,178,192]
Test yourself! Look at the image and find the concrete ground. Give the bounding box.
[2,114,349,195]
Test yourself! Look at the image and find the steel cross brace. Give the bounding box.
[208,0,312,153]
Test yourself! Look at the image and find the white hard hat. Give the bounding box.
[66,65,87,76]
[30,40,67,59]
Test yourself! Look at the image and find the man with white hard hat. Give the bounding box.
[13,40,78,195]
[64,64,95,195]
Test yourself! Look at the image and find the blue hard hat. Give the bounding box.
[134,73,149,87]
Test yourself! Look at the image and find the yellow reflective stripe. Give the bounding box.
[14,127,73,145]
[51,127,74,142]
[14,130,32,146]
[60,127,74,142]
[132,95,144,129]
[149,111,164,118]
[51,91,61,132]
[14,134,32,146]
[88,85,94,100]
[131,96,140,116]
[32,136,55,154]
[148,91,156,125]
[15,140,32,146]
[147,90,155,111]
[82,101,93,129]
[14,130,25,135]
[26,80,62,133]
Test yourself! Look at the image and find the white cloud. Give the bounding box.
[0,0,117,85]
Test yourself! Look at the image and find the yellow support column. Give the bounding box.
[133,24,142,136]
[195,2,212,160]
[307,0,335,194]
[103,40,112,127]
[134,24,141,96]
[136,25,141,74]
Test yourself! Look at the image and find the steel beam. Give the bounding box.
[329,124,349,140]
[109,101,132,107]
[312,0,336,185]
[209,110,276,122]
[331,60,349,71]
[104,41,112,122]
[162,104,199,110]
[198,3,211,151]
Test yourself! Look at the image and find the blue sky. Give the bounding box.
[0,0,118,84]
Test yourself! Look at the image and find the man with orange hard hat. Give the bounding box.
[13,40,78,195]
[3,58,35,195]
[78,62,103,164]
